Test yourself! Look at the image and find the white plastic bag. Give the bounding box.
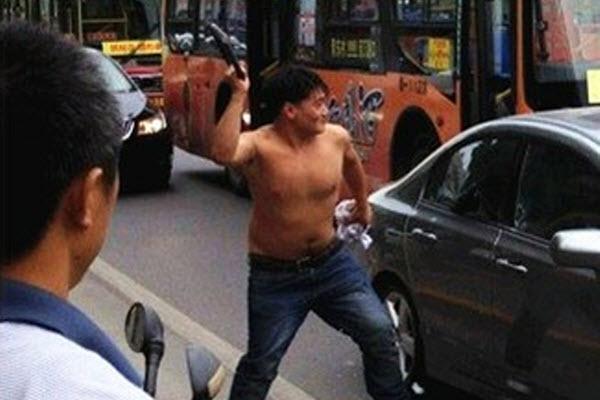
[334,199,373,250]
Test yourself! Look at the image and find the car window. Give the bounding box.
[514,142,600,239]
[424,137,521,222]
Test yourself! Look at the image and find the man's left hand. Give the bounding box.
[350,203,373,228]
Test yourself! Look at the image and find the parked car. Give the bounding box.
[85,48,173,190]
[366,107,600,400]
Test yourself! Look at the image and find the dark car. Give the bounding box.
[366,107,600,400]
[85,48,173,190]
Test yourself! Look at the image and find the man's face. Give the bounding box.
[291,89,329,135]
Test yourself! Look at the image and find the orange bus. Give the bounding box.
[2,0,165,109]
[162,0,600,191]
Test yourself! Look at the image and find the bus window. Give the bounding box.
[430,0,455,22]
[39,0,58,28]
[350,0,379,21]
[536,0,600,63]
[529,0,600,108]
[296,0,317,62]
[196,0,246,57]
[165,0,195,51]
[397,0,455,23]
[397,0,425,23]
[330,0,379,21]
[323,0,384,71]
[173,0,192,18]
[392,1,456,96]
[226,0,246,44]
[490,0,513,116]
[129,0,161,39]
[166,0,194,26]
[82,0,122,20]
[81,0,127,44]
[1,0,27,22]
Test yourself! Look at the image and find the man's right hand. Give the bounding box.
[225,66,250,97]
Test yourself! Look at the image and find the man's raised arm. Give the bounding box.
[206,67,255,166]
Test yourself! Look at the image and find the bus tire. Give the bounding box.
[391,114,440,179]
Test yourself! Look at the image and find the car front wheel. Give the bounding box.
[154,151,173,190]
[381,286,424,383]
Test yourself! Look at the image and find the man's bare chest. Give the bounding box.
[254,145,343,200]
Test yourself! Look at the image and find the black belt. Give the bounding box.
[249,238,344,272]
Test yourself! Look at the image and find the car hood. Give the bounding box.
[113,89,147,140]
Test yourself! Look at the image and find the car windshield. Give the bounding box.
[90,51,136,93]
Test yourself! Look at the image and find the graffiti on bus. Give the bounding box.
[328,82,384,159]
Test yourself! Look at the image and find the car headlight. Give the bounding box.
[137,111,167,135]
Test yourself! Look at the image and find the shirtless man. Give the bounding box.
[208,65,411,400]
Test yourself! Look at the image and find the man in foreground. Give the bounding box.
[208,65,412,400]
[0,21,151,399]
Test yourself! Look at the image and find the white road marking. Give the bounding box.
[91,258,317,400]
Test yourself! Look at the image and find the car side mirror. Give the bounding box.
[550,229,600,270]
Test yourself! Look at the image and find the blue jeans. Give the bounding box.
[229,245,412,400]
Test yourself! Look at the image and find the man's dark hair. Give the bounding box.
[0,22,122,266]
[260,65,329,123]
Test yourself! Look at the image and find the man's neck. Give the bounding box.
[272,120,317,150]
[1,234,72,299]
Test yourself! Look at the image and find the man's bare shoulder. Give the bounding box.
[241,125,273,141]
[324,123,352,145]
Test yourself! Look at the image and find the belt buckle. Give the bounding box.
[295,255,312,270]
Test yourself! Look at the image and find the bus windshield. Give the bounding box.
[532,0,600,107]
[81,0,161,44]
[394,0,456,76]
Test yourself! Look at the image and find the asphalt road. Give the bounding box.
[101,148,480,400]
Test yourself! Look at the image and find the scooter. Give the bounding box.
[125,302,226,399]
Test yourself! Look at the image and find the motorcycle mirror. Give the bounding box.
[125,302,165,396]
[125,302,164,352]
[186,345,226,400]
[125,303,145,352]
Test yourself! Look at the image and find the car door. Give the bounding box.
[405,135,524,382]
[491,139,600,399]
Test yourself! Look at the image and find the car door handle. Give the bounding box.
[384,228,403,243]
[495,258,528,274]
[411,228,438,245]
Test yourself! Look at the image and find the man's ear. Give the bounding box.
[65,167,106,229]
[282,102,297,120]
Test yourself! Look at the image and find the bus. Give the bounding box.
[162,0,600,191]
[1,0,165,109]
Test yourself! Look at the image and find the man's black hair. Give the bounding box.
[259,65,329,123]
[0,21,122,266]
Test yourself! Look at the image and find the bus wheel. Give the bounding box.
[392,120,440,179]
